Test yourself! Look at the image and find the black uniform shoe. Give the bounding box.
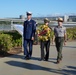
[26,57,30,60]
[24,56,30,60]
[44,58,48,61]
[44,59,48,61]
[44,57,48,61]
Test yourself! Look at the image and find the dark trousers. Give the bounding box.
[55,37,64,60]
[40,40,50,60]
[24,39,33,57]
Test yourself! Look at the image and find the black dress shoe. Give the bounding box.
[23,56,27,59]
[24,56,30,60]
[44,59,48,61]
[44,57,48,61]
[26,57,30,60]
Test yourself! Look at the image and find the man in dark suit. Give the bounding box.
[23,12,36,60]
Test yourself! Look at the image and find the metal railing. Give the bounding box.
[0,23,76,31]
[0,24,14,31]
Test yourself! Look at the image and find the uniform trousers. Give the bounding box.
[55,37,64,60]
[40,40,50,60]
[24,39,33,58]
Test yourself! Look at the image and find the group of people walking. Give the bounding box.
[23,12,67,64]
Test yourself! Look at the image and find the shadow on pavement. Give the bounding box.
[67,66,76,70]
[5,61,76,75]
[8,54,24,59]
[8,54,41,61]
[5,60,62,74]
[47,58,57,64]
[62,66,76,75]
[8,54,57,64]
[31,57,41,61]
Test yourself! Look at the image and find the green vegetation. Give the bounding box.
[2,31,22,47]
[13,22,23,24]
[0,34,12,54]
[0,31,22,54]
[67,27,76,40]
[0,21,10,25]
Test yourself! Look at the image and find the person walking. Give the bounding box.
[37,18,51,61]
[23,12,36,60]
[54,18,67,64]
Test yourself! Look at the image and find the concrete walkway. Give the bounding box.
[0,42,76,75]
